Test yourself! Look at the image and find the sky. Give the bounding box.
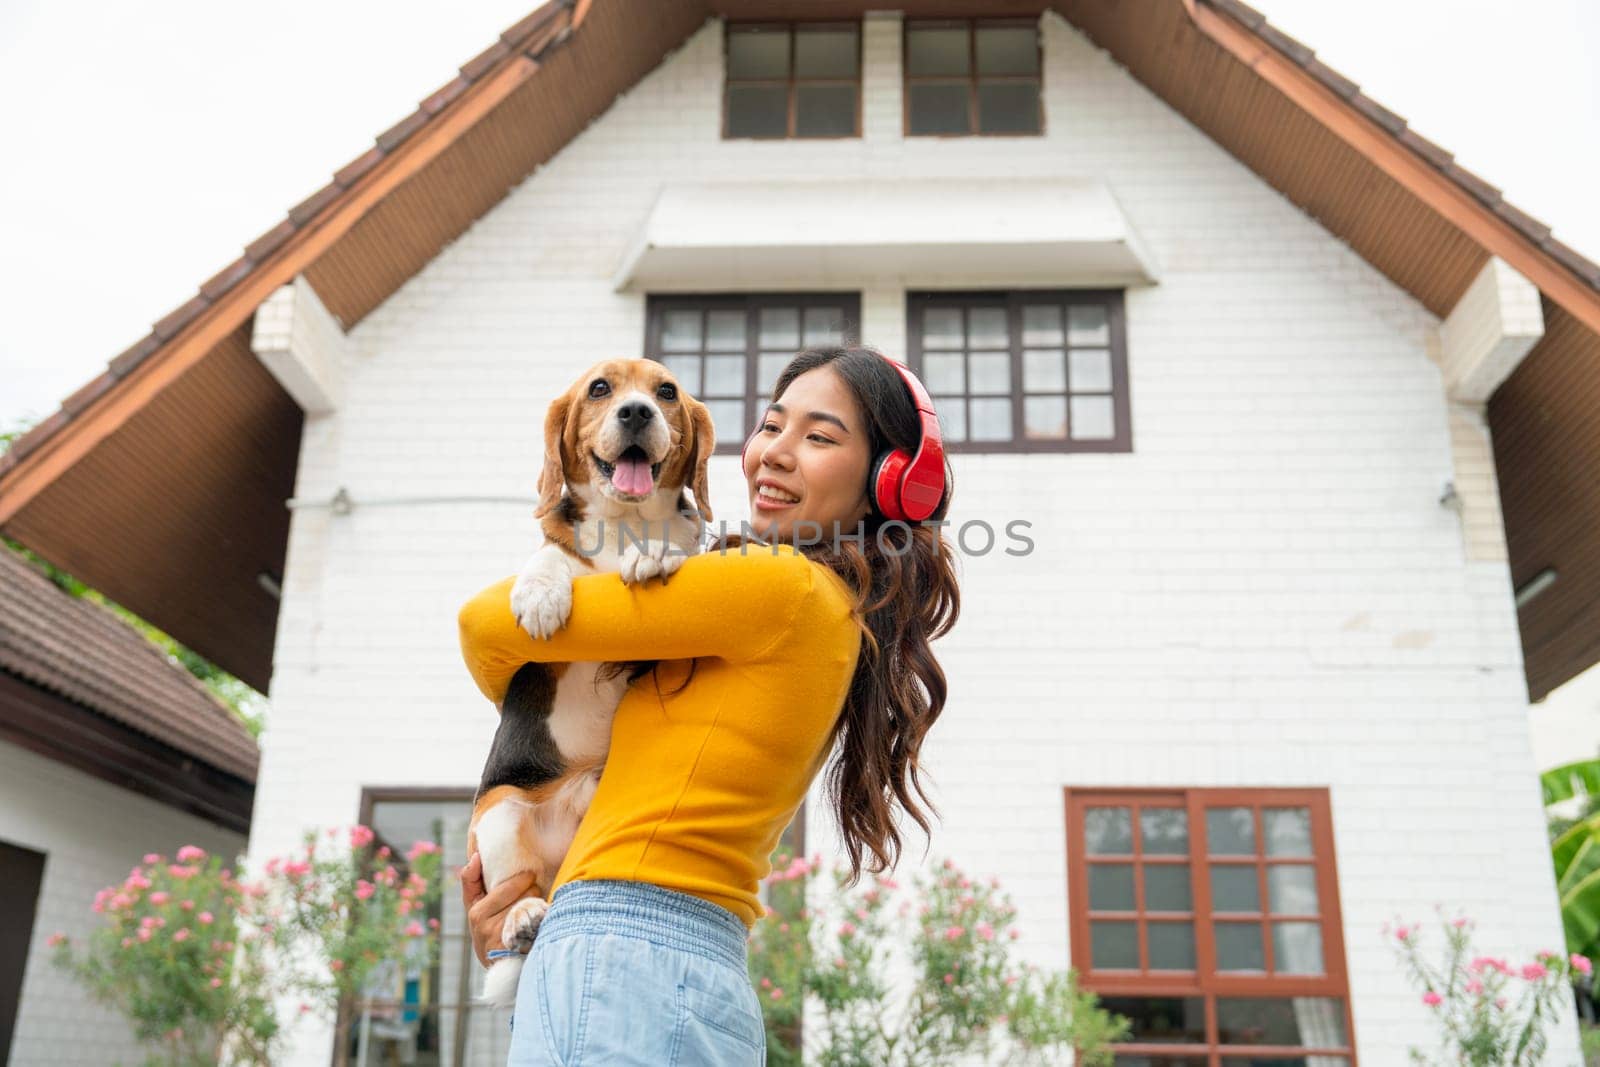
[1,0,1596,434]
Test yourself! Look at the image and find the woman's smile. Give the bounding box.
[742,366,873,542]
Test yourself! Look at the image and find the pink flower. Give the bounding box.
[121,937,133,949]
[198,912,214,925]
[330,959,345,972]
[1009,929,1021,940]
[210,978,223,989]
[376,846,391,860]
[769,987,783,1000]
[149,892,169,906]
[1422,991,1442,1007]
[1521,962,1549,981]
[46,932,67,948]
[943,926,965,941]
[1495,997,1507,1010]
[834,957,847,969]
[143,853,162,865]
[350,826,375,849]
[137,928,153,942]
[1573,954,1593,976]
[1466,979,1484,994]
[1394,924,1413,941]
[403,921,425,937]
[1451,917,1471,928]
[264,857,281,877]
[428,918,440,931]
[877,876,899,890]
[175,845,207,863]
[943,973,955,985]
[354,880,375,901]
[760,977,771,989]
[168,865,199,880]
[180,900,194,911]
[283,860,311,879]
[406,840,440,861]
[838,922,858,939]
[976,922,995,942]
[173,929,190,943]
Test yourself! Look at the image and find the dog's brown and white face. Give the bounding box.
[535,358,715,524]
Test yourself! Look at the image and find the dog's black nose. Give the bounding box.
[615,402,654,432]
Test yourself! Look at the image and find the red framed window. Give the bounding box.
[1064,788,1357,1065]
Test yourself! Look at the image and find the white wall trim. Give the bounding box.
[250,274,348,414]
[1438,257,1544,404]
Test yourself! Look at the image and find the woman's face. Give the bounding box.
[742,365,874,545]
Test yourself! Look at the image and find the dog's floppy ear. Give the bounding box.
[534,390,576,520]
[685,397,716,523]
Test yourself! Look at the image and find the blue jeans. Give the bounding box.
[508,880,767,1066]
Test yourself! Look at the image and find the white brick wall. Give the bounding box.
[252,12,1579,1064]
[1,740,246,1066]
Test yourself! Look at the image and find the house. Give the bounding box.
[0,549,257,1065]
[1,0,1596,1062]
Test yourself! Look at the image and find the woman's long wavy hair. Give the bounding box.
[718,345,962,883]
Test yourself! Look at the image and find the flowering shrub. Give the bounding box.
[749,854,1129,1067]
[49,828,444,1067]
[1385,906,1592,1066]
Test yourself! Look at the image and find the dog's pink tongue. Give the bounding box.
[611,456,653,495]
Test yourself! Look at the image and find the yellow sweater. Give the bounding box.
[456,544,862,926]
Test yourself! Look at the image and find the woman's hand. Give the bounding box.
[459,852,540,968]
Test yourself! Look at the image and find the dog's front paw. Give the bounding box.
[511,564,573,639]
[501,896,549,953]
[619,540,671,584]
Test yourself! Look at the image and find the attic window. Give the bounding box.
[724,22,861,139]
[905,19,1042,136]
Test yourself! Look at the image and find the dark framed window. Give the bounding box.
[1,839,45,1063]
[904,19,1042,136]
[1064,788,1357,1066]
[336,788,490,1066]
[907,290,1130,453]
[645,294,862,453]
[725,22,862,139]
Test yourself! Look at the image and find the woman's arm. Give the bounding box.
[457,545,817,706]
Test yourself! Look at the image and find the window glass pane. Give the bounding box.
[922,307,964,349]
[661,309,702,352]
[758,353,789,397]
[1207,808,1255,855]
[906,25,970,76]
[975,25,1040,75]
[795,28,858,77]
[1268,865,1320,915]
[970,398,1011,441]
[1116,1056,1211,1067]
[759,308,800,349]
[967,307,1008,348]
[908,83,971,135]
[366,795,494,1062]
[704,354,746,395]
[1216,997,1347,1047]
[1090,920,1138,969]
[977,81,1040,134]
[1023,351,1065,392]
[706,310,746,352]
[1085,807,1133,854]
[727,27,790,78]
[1221,1060,1346,1067]
[1023,395,1065,440]
[1210,864,1260,913]
[1022,304,1063,346]
[797,85,856,137]
[1069,348,1112,391]
[924,353,965,394]
[968,353,1009,394]
[1143,865,1191,912]
[706,399,745,447]
[1264,808,1314,857]
[1214,921,1265,971]
[1147,921,1195,970]
[727,85,789,137]
[657,355,701,393]
[1088,863,1135,911]
[1069,303,1111,345]
[802,306,845,346]
[932,397,965,442]
[1070,394,1115,440]
[1096,996,1207,1044]
[1273,921,1325,975]
[1140,808,1189,855]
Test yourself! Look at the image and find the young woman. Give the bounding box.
[455,345,960,1065]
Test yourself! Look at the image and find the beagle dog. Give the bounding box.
[468,358,714,1006]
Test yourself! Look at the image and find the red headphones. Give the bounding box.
[741,354,946,523]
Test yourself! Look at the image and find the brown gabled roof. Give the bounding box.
[0,549,258,781]
[1,0,1597,700]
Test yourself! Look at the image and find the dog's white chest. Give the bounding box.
[547,662,631,764]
